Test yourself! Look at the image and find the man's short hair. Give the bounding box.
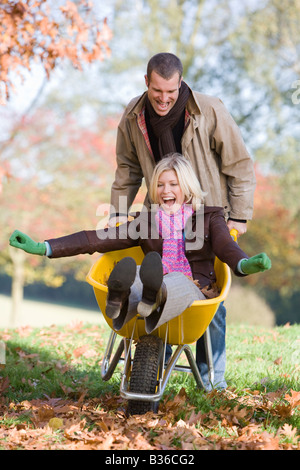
[147,53,183,82]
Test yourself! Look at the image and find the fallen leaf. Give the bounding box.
[37,405,55,421]
[279,424,297,439]
[72,345,89,358]
[284,390,300,407]
[48,417,64,430]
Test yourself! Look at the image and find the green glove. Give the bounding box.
[9,230,46,256]
[241,253,271,275]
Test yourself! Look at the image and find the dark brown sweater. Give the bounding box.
[46,206,248,290]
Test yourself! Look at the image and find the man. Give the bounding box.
[109,52,256,389]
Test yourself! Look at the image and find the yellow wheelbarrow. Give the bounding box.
[86,232,235,414]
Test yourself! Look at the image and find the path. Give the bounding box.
[0,294,103,329]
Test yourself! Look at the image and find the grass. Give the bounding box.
[0,321,299,450]
[226,323,299,390]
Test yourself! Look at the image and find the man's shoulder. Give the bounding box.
[204,205,224,215]
[188,90,226,115]
[123,93,147,117]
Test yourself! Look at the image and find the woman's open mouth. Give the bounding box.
[161,197,182,214]
[162,197,176,207]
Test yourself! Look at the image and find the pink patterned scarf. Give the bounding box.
[156,204,193,276]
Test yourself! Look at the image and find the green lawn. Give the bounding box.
[0,322,299,450]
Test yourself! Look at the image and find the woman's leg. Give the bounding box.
[144,271,206,334]
[137,251,165,317]
[112,266,143,331]
[105,257,136,319]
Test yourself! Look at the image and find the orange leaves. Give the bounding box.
[0,387,299,450]
[0,324,299,450]
[285,390,300,408]
[72,344,98,359]
[0,0,112,103]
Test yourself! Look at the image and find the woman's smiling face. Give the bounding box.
[157,169,185,213]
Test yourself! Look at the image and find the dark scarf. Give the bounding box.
[145,80,190,159]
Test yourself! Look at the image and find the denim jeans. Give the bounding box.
[196,302,227,390]
[165,302,227,390]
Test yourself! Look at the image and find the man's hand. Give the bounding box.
[241,253,272,275]
[227,220,247,237]
[9,230,46,255]
[107,215,128,228]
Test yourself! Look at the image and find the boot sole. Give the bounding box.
[139,252,163,295]
[106,257,136,319]
[137,252,163,317]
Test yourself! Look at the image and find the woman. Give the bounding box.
[9,154,271,335]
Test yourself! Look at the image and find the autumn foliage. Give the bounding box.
[0,323,299,450]
[238,165,300,295]
[0,0,112,104]
[1,108,118,285]
[0,389,299,450]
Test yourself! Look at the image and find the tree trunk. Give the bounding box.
[8,246,25,327]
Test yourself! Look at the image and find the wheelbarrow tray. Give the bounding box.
[86,246,231,345]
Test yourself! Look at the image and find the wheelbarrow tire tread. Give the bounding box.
[127,335,163,415]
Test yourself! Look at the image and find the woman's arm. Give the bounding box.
[209,212,271,275]
[9,221,139,259]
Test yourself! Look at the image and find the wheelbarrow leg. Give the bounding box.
[203,326,214,387]
[101,330,124,381]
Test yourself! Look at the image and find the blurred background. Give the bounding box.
[0,0,299,328]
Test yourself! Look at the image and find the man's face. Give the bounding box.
[145,70,182,116]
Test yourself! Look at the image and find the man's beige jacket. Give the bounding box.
[110,89,256,221]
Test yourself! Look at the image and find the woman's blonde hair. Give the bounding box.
[149,153,206,210]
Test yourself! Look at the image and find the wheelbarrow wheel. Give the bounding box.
[127,335,163,415]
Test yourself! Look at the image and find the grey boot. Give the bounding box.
[106,257,136,319]
[137,252,167,317]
